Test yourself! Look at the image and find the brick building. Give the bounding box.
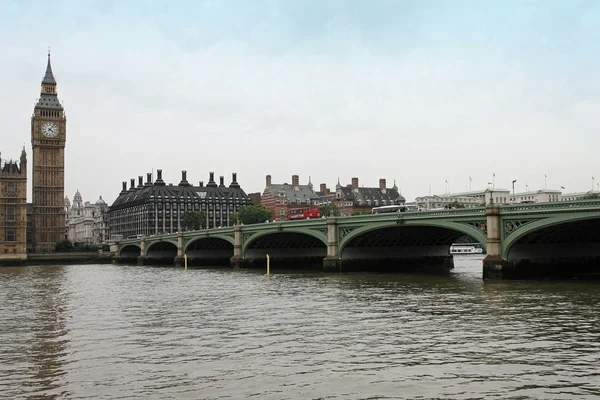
[334,177,405,215]
[261,175,321,221]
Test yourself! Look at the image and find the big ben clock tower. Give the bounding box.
[31,51,66,252]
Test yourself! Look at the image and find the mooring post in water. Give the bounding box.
[266,254,270,275]
[184,254,188,271]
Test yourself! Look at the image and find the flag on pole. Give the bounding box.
[561,186,565,189]
[493,173,495,177]
[469,177,472,181]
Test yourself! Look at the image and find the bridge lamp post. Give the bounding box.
[512,180,517,202]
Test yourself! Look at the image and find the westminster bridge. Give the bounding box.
[116,200,600,279]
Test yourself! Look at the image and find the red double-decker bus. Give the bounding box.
[287,206,320,220]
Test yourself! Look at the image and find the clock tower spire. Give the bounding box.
[43,48,56,85]
[30,50,67,253]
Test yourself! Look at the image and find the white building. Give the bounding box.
[561,191,600,201]
[415,187,576,210]
[416,188,510,210]
[509,189,562,204]
[65,191,109,244]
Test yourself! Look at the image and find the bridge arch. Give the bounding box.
[145,240,178,257]
[242,228,328,256]
[502,212,600,259]
[183,236,234,266]
[183,235,234,253]
[119,244,141,258]
[339,220,487,254]
[242,229,328,268]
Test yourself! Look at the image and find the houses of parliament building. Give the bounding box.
[0,52,67,262]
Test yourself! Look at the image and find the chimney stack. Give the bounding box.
[146,173,152,184]
[154,169,165,185]
[130,178,135,189]
[292,175,299,188]
[266,174,272,187]
[219,176,225,187]
[379,178,386,193]
[229,172,240,188]
[138,176,143,187]
[320,183,327,193]
[207,172,217,187]
[199,181,204,187]
[352,177,359,190]
[179,170,189,186]
[121,181,127,192]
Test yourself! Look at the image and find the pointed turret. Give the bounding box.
[19,147,27,175]
[42,51,56,85]
[36,49,63,110]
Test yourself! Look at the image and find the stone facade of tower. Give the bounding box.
[31,53,67,252]
[0,149,28,262]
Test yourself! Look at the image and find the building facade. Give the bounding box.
[561,191,600,202]
[415,189,510,210]
[31,53,66,252]
[334,177,405,215]
[65,191,109,244]
[416,187,566,210]
[0,150,28,261]
[316,183,335,205]
[261,175,321,220]
[510,189,562,204]
[108,170,251,239]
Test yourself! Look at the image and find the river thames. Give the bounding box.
[1,256,599,399]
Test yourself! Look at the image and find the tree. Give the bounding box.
[54,239,74,252]
[448,200,466,209]
[583,193,600,200]
[234,205,272,225]
[181,210,206,230]
[351,210,371,216]
[320,203,341,217]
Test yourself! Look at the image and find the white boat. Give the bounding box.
[450,244,484,255]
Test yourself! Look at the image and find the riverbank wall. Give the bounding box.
[0,252,114,266]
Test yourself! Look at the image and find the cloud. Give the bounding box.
[1,0,599,204]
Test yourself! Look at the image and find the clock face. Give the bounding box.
[41,122,59,138]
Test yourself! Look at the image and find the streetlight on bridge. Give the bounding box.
[512,180,517,202]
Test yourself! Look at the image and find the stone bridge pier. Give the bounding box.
[323,217,342,271]
[482,206,504,280]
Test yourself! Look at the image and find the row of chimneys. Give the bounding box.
[265,175,388,194]
[120,170,239,193]
[350,177,388,192]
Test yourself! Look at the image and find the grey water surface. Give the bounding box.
[1,256,599,399]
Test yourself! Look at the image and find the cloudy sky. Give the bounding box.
[1,0,599,204]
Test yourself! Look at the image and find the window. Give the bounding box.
[7,183,15,196]
[5,228,16,242]
[6,206,15,221]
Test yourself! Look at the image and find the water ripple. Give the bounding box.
[1,259,600,399]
